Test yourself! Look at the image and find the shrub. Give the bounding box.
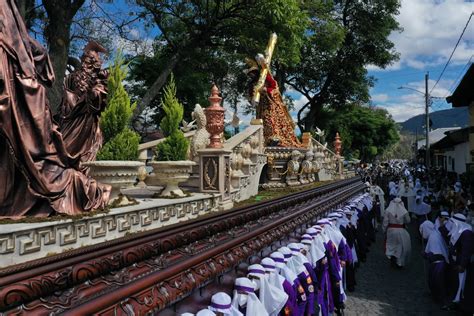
[156,75,189,161]
[97,51,140,160]
[97,128,140,160]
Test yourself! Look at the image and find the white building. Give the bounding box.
[416,127,461,150]
[432,127,469,174]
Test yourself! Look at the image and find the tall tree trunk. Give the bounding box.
[134,52,181,117]
[45,23,71,113]
[15,0,36,30]
[43,0,85,114]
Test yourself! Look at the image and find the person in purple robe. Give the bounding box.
[419,220,450,306]
[288,243,319,315]
[273,249,307,315]
[322,217,347,316]
[310,233,334,316]
[316,221,343,315]
[340,209,358,292]
[261,257,297,316]
[439,213,474,312]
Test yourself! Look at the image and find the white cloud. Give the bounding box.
[383,103,426,122]
[377,77,454,121]
[371,0,474,71]
[372,93,389,102]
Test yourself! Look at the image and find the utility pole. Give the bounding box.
[425,72,430,170]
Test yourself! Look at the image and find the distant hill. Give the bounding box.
[400,107,469,133]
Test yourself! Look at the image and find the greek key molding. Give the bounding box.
[0,194,220,267]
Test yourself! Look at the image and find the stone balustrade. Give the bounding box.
[199,123,266,209]
[0,193,220,267]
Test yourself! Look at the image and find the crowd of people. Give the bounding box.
[362,161,474,314]
[180,192,377,316]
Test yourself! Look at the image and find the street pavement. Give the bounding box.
[345,221,456,316]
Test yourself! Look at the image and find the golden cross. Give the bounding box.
[251,33,278,106]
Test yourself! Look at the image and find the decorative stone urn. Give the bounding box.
[148,160,197,197]
[82,160,145,201]
[205,85,225,149]
[334,132,342,156]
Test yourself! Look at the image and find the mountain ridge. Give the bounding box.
[399,107,468,133]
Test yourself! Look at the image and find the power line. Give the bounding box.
[445,55,473,97]
[374,70,433,80]
[430,12,473,94]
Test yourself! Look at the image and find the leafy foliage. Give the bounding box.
[101,52,137,143]
[156,76,189,161]
[130,0,307,128]
[380,131,416,161]
[96,128,141,160]
[97,52,140,160]
[324,104,399,162]
[285,0,401,131]
[157,74,184,137]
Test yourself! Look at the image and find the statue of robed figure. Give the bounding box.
[0,0,110,217]
[246,33,302,148]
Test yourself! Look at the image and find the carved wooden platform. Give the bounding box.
[0,178,364,315]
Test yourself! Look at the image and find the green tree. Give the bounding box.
[97,52,140,160]
[156,75,189,161]
[324,104,399,162]
[285,0,401,132]
[381,131,416,161]
[132,0,308,120]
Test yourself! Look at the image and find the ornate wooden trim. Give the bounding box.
[0,178,361,313]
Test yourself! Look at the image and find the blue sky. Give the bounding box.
[365,0,474,122]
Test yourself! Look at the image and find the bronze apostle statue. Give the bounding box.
[0,0,110,217]
[59,41,108,175]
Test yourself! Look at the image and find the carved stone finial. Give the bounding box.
[205,84,225,149]
[334,132,342,156]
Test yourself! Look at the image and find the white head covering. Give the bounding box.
[278,246,306,277]
[385,198,408,218]
[232,277,268,316]
[305,233,326,264]
[419,220,449,262]
[449,214,472,245]
[247,264,288,315]
[419,220,435,240]
[270,251,298,283]
[288,242,310,266]
[181,313,195,316]
[261,257,287,294]
[324,220,345,248]
[209,292,242,316]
